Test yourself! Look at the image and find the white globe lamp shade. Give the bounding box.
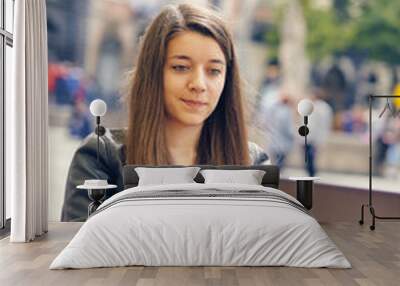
[90,99,107,117]
[297,99,314,116]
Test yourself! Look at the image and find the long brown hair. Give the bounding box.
[125,3,250,165]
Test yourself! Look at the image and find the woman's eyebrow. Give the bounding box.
[209,59,225,65]
[169,55,191,60]
[169,55,225,65]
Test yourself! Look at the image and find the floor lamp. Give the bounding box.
[78,99,117,216]
[297,99,314,163]
[359,94,400,230]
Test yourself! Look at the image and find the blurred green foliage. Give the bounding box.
[265,21,280,61]
[352,0,400,64]
[303,0,354,61]
[265,0,400,64]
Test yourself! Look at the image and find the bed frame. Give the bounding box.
[122,165,280,190]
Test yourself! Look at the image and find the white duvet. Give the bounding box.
[50,183,351,269]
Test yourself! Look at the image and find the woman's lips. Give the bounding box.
[180,98,208,109]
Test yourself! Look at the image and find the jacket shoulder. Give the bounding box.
[79,127,126,164]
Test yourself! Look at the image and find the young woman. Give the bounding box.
[61,3,269,222]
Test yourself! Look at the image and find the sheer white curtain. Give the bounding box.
[7,0,48,242]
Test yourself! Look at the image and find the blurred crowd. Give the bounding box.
[46,0,400,179]
[255,59,400,178]
[48,62,99,139]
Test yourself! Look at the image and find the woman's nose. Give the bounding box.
[188,69,206,93]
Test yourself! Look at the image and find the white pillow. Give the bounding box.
[135,167,201,186]
[200,169,266,185]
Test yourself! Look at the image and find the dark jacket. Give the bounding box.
[61,128,270,222]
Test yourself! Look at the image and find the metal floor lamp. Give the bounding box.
[359,94,400,230]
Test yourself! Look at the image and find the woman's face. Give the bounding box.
[163,31,227,127]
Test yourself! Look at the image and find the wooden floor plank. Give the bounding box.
[0,222,399,286]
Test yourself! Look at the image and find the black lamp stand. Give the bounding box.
[86,116,107,216]
[298,116,310,163]
[95,116,106,162]
[359,94,400,230]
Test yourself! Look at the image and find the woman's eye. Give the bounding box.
[172,65,189,72]
[209,69,222,76]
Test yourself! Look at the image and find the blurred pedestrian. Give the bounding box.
[258,59,281,112]
[322,64,346,111]
[263,92,295,169]
[340,105,367,133]
[393,83,400,109]
[68,99,93,140]
[375,116,400,177]
[304,88,334,176]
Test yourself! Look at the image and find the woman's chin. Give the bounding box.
[177,115,206,127]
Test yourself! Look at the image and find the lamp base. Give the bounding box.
[87,189,106,216]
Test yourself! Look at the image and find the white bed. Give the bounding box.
[50,183,351,269]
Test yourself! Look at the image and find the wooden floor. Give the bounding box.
[0,222,399,286]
